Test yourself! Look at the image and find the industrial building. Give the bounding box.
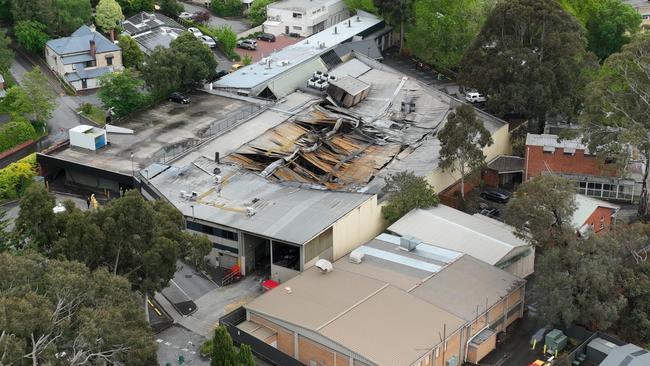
[387,204,535,278]
[230,233,525,366]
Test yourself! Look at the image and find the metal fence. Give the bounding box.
[219,307,304,366]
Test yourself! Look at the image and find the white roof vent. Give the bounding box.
[276,60,290,66]
[399,235,421,252]
[246,207,256,216]
[349,250,364,264]
[315,259,333,273]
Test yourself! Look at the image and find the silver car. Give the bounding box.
[199,35,217,48]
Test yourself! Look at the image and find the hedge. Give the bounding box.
[0,117,38,153]
[0,153,37,201]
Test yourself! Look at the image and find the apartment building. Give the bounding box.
[263,0,349,37]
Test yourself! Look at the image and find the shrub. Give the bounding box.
[0,117,38,153]
[242,54,252,65]
[211,0,243,17]
[0,153,37,200]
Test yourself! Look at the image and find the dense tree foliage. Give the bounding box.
[561,0,641,61]
[16,187,211,294]
[375,0,414,53]
[11,0,92,36]
[210,25,237,59]
[459,0,596,131]
[96,0,124,40]
[0,116,37,153]
[117,34,144,69]
[98,68,148,117]
[0,154,37,201]
[14,20,50,55]
[212,0,244,18]
[381,171,439,223]
[0,30,13,73]
[581,33,650,217]
[438,104,493,198]
[505,175,577,248]
[160,0,183,17]
[408,0,493,71]
[0,252,157,365]
[10,68,56,123]
[248,0,272,26]
[343,0,377,14]
[116,0,154,15]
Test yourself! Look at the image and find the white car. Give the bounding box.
[199,35,217,48]
[179,12,194,20]
[465,91,487,103]
[188,27,203,37]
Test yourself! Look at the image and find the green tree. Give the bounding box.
[160,0,183,17]
[242,54,252,66]
[581,32,650,217]
[247,0,272,26]
[0,30,14,72]
[212,0,244,18]
[11,0,91,36]
[117,0,155,15]
[343,0,377,14]
[0,154,37,201]
[459,0,597,132]
[407,0,493,71]
[0,0,12,23]
[374,0,415,53]
[237,344,255,366]
[11,67,56,123]
[381,171,439,223]
[15,183,58,251]
[11,0,54,34]
[0,117,37,152]
[211,25,237,58]
[438,104,493,198]
[14,20,50,55]
[0,252,157,365]
[142,47,183,97]
[561,0,641,61]
[96,0,124,40]
[117,34,144,69]
[505,175,577,248]
[98,68,148,117]
[211,326,237,366]
[0,209,10,251]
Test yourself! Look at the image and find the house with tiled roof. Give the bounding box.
[45,25,122,91]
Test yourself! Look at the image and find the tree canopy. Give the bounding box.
[580,33,650,217]
[343,0,377,14]
[116,0,154,15]
[0,252,157,365]
[96,0,124,40]
[458,0,597,131]
[0,30,13,72]
[438,104,493,198]
[11,67,56,123]
[561,0,641,61]
[160,0,183,17]
[375,0,414,53]
[14,20,50,55]
[248,0,272,26]
[118,34,144,69]
[505,175,577,248]
[381,171,439,223]
[11,0,92,36]
[98,68,148,117]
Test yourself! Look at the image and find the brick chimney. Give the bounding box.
[89,39,96,57]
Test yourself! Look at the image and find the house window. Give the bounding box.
[81,79,87,89]
[106,56,113,66]
[543,146,555,154]
[293,26,302,30]
[293,12,302,18]
[564,148,576,156]
[85,60,96,67]
[186,221,239,241]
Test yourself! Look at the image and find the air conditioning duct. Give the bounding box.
[349,250,364,264]
[399,235,421,251]
[315,259,333,273]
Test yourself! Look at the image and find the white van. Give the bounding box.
[465,92,487,103]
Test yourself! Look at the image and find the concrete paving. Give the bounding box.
[2,193,88,231]
[156,325,208,366]
[182,2,252,34]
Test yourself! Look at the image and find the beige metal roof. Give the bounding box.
[329,76,370,96]
[388,205,528,266]
[409,255,525,321]
[320,286,466,366]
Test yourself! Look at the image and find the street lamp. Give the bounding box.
[130,152,134,176]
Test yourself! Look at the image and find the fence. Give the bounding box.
[220,307,304,366]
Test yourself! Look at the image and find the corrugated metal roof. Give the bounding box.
[61,53,95,65]
[600,343,650,366]
[525,133,587,150]
[47,25,120,55]
[329,75,370,96]
[388,205,528,266]
[488,155,525,173]
[572,194,620,228]
[147,156,373,244]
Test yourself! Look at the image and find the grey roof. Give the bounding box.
[333,39,382,60]
[215,13,383,90]
[268,0,341,11]
[147,156,373,244]
[329,75,369,96]
[409,255,525,321]
[572,194,619,229]
[130,27,183,54]
[61,53,95,65]
[65,66,112,82]
[600,343,650,366]
[525,133,587,150]
[122,12,184,36]
[47,25,120,55]
[488,155,524,173]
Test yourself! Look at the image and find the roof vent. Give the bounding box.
[284,286,292,294]
[334,26,338,34]
[246,207,256,216]
[349,249,364,264]
[399,235,421,252]
[315,259,333,273]
[356,16,361,22]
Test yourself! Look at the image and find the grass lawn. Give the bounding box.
[79,104,106,126]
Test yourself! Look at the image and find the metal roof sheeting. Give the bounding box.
[525,133,587,150]
[600,343,650,366]
[572,194,620,228]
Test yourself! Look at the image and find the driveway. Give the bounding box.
[381,48,460,95]
[235,35,302,63]
[182,2,251,34]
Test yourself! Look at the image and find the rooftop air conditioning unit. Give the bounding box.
[315,259,333,273]
[399,235,421,252]
[349,250,364,264]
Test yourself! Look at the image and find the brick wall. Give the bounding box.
[298,335,339,366]
[582,206,616,235]
[250,313,295,357]
[524,145,617,180]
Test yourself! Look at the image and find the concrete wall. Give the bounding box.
[331,195,386,260]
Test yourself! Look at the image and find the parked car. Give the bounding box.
[257,33,276,42]
[179,12,194,20]
[169,92,190,104]
[237,39,257,50]
[214,70,229,79]
[480,188,511,204]
[229,63,242,73]
[465,91,486,103]
[479,207,500,218]
[188,27,203,37]
[198,35,217,48]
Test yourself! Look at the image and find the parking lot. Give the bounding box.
[235,35,302,63]
[161,262,218,316]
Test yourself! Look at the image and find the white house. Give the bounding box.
[263,0,349,37]
[45,25,123,91]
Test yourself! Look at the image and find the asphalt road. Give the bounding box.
[182,2,252,34]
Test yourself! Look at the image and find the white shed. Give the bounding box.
[69,125,107,151]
